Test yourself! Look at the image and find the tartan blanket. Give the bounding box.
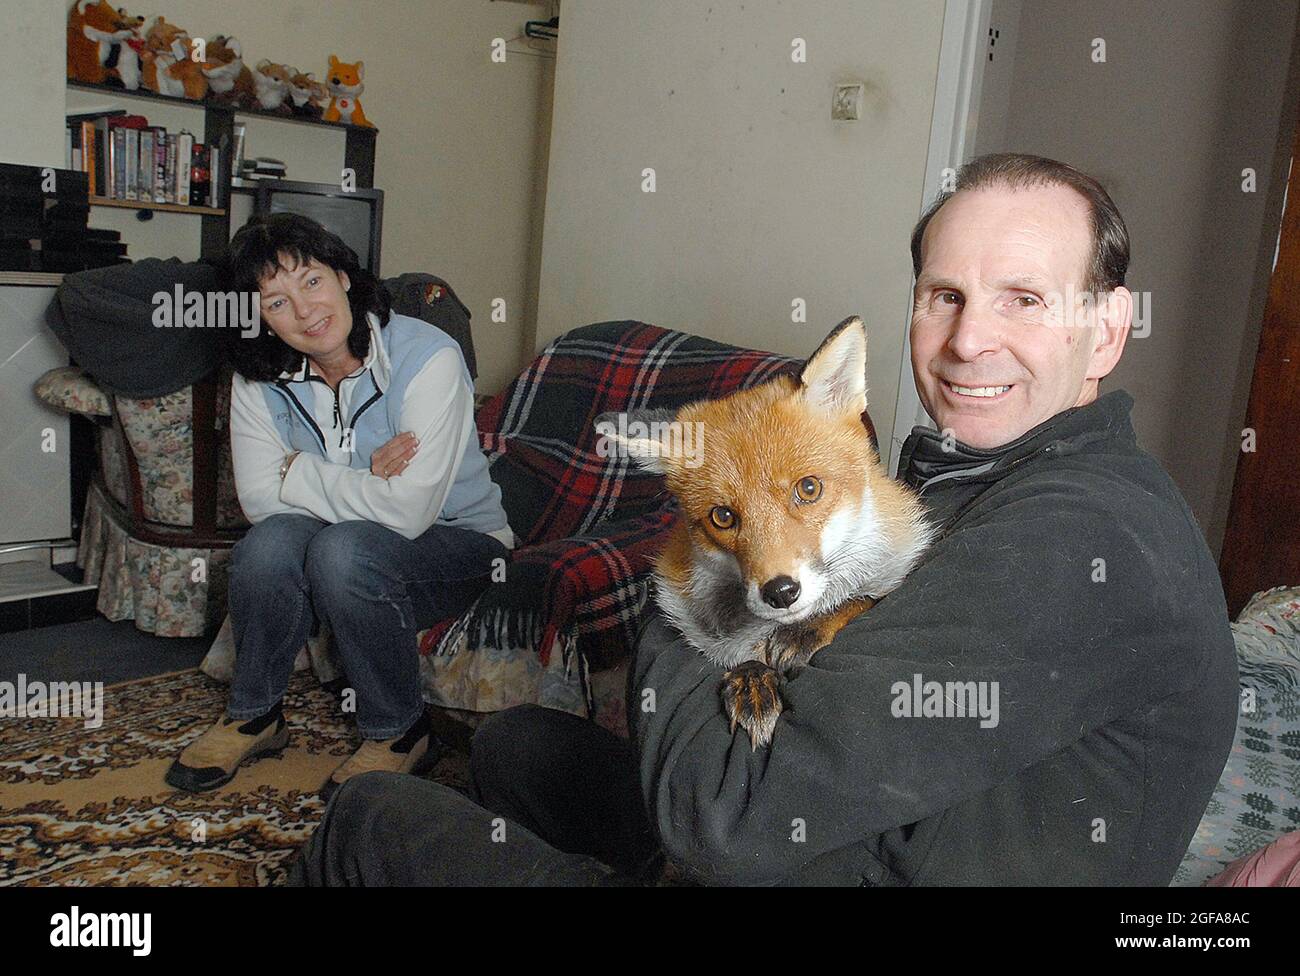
[416,320,813,703]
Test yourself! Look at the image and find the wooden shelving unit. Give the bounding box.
[67,79,378,254]
[89,195,224,216]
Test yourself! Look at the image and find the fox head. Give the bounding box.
[74,0,136,37]
[142,16,187,59]
[600,316,929,625]
[256,60,293,87]
[202,35,242,69]
[327,56,364,95]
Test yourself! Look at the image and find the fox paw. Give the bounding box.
[762,625,823,672]
[721,660,784,750]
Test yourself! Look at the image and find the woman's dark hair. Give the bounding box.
[223,212,390,381]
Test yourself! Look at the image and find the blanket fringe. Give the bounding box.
[431,603,592,712]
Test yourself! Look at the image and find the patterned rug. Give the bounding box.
[0,669,471,886]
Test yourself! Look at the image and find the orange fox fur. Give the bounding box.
[201,35,255,106]
[67,0,141,86]
[602,316,933,746]
[323,55,373,127]
[140,17,206,100]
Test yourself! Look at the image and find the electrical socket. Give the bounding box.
[832,83,864,121]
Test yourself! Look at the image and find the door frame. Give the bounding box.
[887,0,991,472]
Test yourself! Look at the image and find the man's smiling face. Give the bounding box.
[909,182,1130,448]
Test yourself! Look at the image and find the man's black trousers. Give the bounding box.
[287,704,662,886]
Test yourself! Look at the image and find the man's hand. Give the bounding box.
[371,431,419,479]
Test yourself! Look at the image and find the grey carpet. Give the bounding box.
[0,617,214,686]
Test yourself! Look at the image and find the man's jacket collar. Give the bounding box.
[899,389,1136,493]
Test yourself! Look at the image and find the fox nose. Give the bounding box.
[761,575,801,609]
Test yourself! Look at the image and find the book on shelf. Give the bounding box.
[124,127,138,201]
[110,127,125,199]
[65,110,219,210]
[151,126,167,204]
[208,147,221,208]
[175,130,193,207]
[138,129,154,203]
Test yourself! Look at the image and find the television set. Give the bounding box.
[229,179,384,274]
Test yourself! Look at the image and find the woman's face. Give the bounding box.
[257,255,353,360]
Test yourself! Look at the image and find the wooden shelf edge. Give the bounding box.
[67,79,380,134]
[89,196,224,216]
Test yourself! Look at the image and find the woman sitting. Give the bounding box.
[167,213,512,800]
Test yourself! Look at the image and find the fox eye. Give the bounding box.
[794,476,822,503]
[709,506,736,530]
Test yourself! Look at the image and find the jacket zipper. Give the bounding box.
[274,381,328,455]
[343,369,383,449]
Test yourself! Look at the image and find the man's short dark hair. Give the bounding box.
[224,212,390,381]
[909,153,1130,294]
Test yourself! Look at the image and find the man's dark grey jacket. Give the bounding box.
[631,390,1239,885]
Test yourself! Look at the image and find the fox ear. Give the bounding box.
[593,408,681,474]
[800,315,867,417]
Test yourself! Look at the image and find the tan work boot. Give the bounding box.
[165,709,289,792]
[319,712,436,803]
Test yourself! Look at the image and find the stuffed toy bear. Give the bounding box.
[288,69,327,118]
[140,16,206,100]
[323,55,373,127]
[253,60,294,114]
[201,35,256,108]
[67,0,143,89]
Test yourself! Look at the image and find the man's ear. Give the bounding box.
[801,315,868,416]
[594,408,681,474]
[1087,286,1132,381]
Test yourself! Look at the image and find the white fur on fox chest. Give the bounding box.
[204,61,241,93]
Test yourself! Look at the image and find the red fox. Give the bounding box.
[600,316,934,747]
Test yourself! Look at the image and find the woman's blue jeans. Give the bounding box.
[226,514,508,739]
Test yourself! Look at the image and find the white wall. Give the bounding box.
[3,1,65,167]
[535,0,947,449]
[981,0,1299,554]
[19,0,555,395]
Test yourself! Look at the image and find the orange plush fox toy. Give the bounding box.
[600,316,934,748]
[140,17,206,100]
[201,35,255,107]
[67,1,143,87]
[323,55,373,127]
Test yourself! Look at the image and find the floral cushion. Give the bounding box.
[96,368,248,530]
[33,366,111,417]
[1174,586,1300,885]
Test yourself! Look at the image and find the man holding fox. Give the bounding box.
[294,153,1238,887]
